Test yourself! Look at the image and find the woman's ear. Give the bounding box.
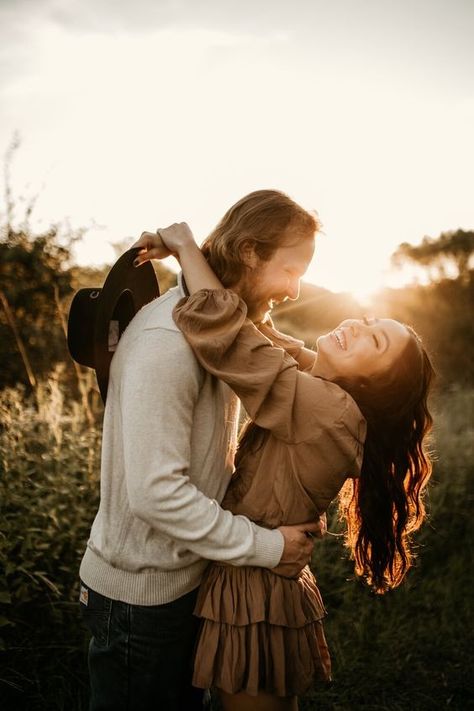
[239,240,259,269]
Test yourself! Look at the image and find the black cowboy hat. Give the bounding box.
[67,247,160,402]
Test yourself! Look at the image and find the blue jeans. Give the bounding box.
[79,582,204,711]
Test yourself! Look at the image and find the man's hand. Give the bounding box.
[314,513,327,539]
[272,519,326,578]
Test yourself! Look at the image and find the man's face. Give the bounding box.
[235,236,315,323]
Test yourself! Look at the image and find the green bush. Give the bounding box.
[0,381,472,710]
[301,387,474,710]
[0,371,101,710]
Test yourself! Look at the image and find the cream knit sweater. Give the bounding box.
[79,277,284,605]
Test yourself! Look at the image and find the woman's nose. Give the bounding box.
[350,321,367,337]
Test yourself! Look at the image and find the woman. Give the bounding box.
[134,223,434,711]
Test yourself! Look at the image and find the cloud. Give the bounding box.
[2,0,473,44]
[1,0,473,98]
[0,0,472,294]
[0,0,298,36]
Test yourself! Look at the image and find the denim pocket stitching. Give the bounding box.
[80,593,113,648]
[104,599,112,646]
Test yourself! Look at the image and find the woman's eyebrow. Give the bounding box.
[374,319,389,352]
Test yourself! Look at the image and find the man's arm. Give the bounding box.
[120,327,317,575]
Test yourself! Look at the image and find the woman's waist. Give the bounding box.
[222,498,320,530]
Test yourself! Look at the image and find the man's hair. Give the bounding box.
[200,190,320,286]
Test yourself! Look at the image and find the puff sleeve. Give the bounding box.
[173,289,366,470]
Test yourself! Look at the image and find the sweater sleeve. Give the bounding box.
[173,289,365,450]
[119,327,284,568]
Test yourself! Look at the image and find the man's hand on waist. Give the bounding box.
[271,518,326,578]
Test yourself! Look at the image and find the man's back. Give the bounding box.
[80,283,241,605]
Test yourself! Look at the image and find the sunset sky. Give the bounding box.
[1,0,473,297]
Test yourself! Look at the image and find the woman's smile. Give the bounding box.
[313,318,410,381]
[332,328,347,350]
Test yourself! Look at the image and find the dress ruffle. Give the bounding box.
[192,564,331,697]
[195,564,326,627]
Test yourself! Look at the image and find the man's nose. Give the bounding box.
[286,277,300,301]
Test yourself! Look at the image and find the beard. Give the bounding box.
[234,267,283,324]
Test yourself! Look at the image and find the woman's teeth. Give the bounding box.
[334,329,346,349]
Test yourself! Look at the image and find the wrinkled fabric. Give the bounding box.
[195,564,326,627]
[192,565,331,697]
[172,290,367,696]
[173,291,366,529]
[193,564,331,696]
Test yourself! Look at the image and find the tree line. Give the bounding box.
[1,205,473,393]
[273,229,474,388]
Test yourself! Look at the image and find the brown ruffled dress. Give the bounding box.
[173,290,366,698]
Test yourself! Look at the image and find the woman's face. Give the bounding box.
[312,317,411,381]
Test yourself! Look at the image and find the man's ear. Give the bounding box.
[239,240,259,269]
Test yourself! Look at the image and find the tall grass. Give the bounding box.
[0,382,472,710]
[0,370,101,710]
[301,386,474,710]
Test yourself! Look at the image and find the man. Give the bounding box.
[79,190,322,710]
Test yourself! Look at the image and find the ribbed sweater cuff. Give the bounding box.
[251,526,285,568]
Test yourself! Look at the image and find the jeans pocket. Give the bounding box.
[79,582,112,648]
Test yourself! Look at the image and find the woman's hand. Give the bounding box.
[132,231,173,265]
[132,223,196,266]
[158,222,196,255]
[134,221,222,293]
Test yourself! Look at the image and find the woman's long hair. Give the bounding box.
[335,328,435,593]
[237,327,435,594]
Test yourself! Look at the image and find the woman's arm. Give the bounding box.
[258,320,317,371]
[133,223,222,292]
[292,346,317,370]
[133,225,311,440]
[134,224,346,441]
[172,288,362,453]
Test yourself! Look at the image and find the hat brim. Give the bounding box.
[93,248,160,402]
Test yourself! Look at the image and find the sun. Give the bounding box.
[348,283,380,309]
[304,256,385,306]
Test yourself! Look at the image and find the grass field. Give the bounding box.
[302,386,474,710]
[0,382,472,710]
